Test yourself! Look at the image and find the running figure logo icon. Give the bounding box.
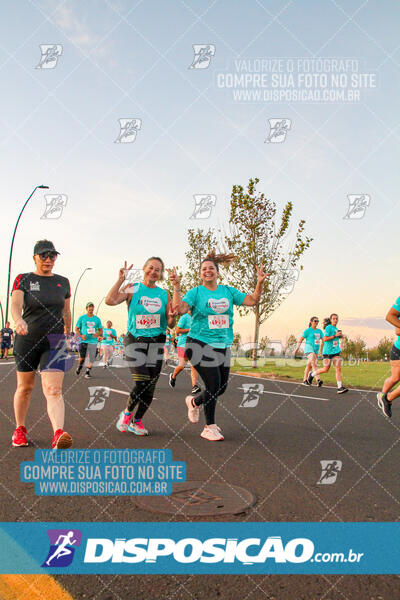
[275,268,299,295]
[239,383,264,408]
[265,119,292,143]
[189,195,217,219]
[36,45,63,69]
[86,386,110,411]
[41,194,68,219]
[42,529,82,567]
[115,118,142,143]
[119,268,142,293]
[343,194,370,219]
[189,44,216,69]
[317,460,342,485]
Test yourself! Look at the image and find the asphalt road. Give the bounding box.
[0,356,398,599]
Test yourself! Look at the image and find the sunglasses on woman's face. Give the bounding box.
[38,252,57,260]
[313,320,319,323]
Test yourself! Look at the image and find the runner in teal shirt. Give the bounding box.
[377,296,400,418]
[322,324,341,356]
[105,258,176,437]
[100,320,117,367]
[392,297,400,351]
[75,302,103,378]
[307,314,348,394]
[168,312,201,396]
[102,324,117,345]
[127,282,168,338]
[182,284,246,349]
[170,257,267,442]
[76,313,102,345]
[302,326,324,354]
[293,317,324,386]
[176,313,191,348]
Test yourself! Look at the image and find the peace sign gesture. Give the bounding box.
[118,260,133,281]
[167,267,181,290]
[256,264,268,285]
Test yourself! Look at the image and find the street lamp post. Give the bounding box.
[96,296,106,315]
[71,268,93,333]
[5,185,49,323]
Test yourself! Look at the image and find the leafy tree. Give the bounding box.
[342,335,366,359]
[284,334,297,355]
[223,177,312,366]
[184,228,218,289]
[259,335,271,352]
[377,336,393,360]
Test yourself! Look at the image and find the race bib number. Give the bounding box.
[87,327,95,334]
[136,314,161,329]
[208,315,229,329]
[333,339,339,348]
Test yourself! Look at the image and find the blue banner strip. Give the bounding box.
[0,522,398,574]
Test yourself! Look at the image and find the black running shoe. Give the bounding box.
[169,373,176,388]
[76,365,82,375]
[302,380,310,386]
[191,385,201,394]
[307,372,314,385]
[337,386,348,394]
[377,393,392,418]
[85,371,92,379]
[317,379,323,387]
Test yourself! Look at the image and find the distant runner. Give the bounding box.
[293,316,324,386]
[75,303,102,379]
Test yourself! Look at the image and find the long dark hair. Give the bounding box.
[309,316,318,327]
[323,317,331,328]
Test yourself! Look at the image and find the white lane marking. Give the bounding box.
[232,371,378,395]
[237,386,330,402]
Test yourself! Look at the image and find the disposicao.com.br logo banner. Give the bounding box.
[0,522,399,574]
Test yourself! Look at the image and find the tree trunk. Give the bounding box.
[252,305,260,368]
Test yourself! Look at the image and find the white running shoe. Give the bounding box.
[200,424,224,441]
[185,395,200,423]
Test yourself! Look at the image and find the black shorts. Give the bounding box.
[323,353,341,360]
[1,341,11,350]
[124,332,166,367]
[79,342,98,363]
[390,345,400,361]
[14,334,73,372]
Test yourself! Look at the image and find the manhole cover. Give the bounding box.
[135,480,256,516]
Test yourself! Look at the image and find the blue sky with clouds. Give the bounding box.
[0,0,399,345]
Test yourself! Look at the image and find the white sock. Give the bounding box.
[337,381,342,388]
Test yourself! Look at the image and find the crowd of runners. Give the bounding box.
[8,238,400,450]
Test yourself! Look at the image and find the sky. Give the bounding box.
[0,0,399,347]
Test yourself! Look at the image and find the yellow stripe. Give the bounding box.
[0,575,74,600]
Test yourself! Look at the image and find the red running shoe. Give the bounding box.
[12,425,28,447]
[52,429,73,449]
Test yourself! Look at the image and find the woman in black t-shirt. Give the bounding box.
[10,240,73,449]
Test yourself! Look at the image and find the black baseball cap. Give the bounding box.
[33,240,60,255]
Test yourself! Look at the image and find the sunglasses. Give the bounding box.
[38,252,57,260]
[313,319,319,323]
